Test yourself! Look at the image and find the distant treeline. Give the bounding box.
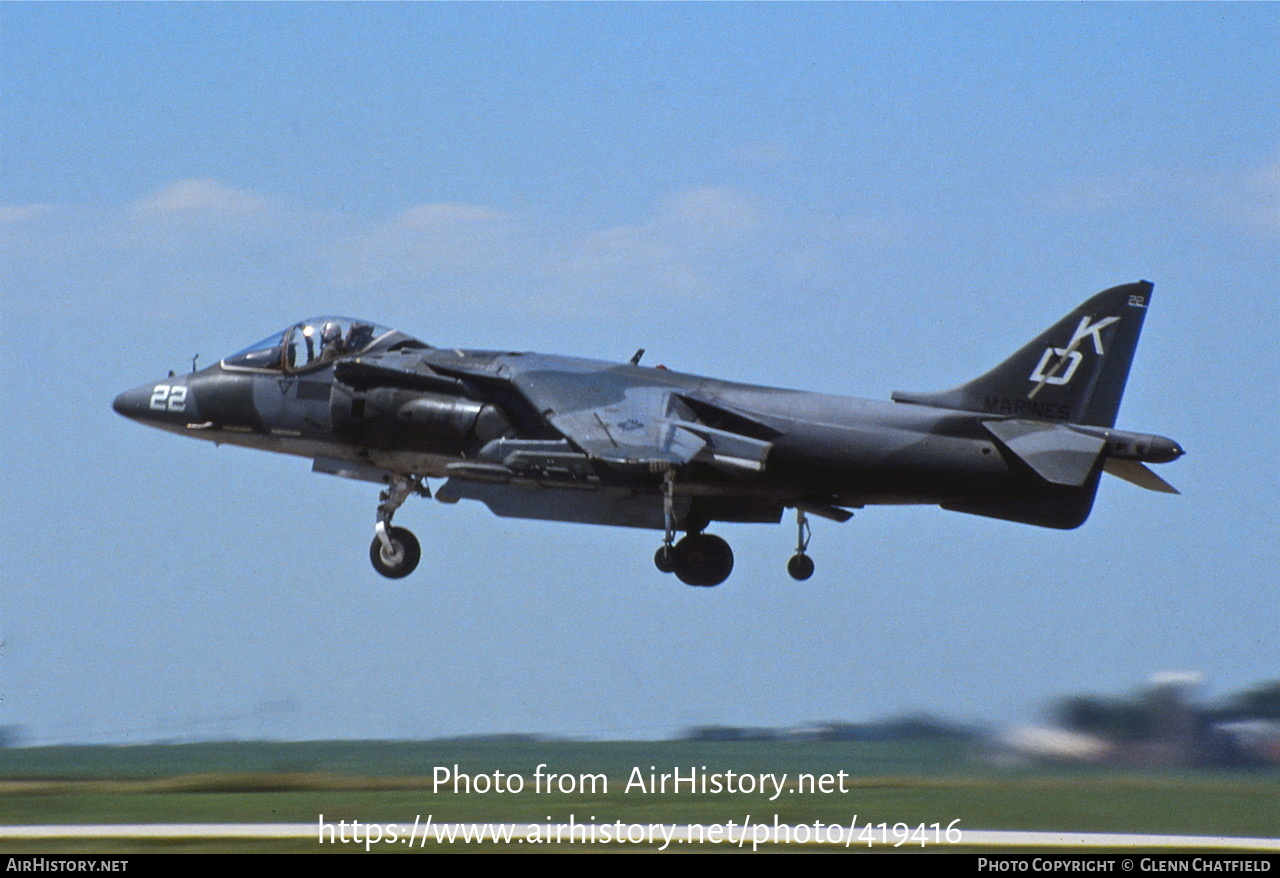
[684,715,978,743]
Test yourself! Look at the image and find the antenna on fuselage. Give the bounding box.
[630,348,645,365]
[192,353,200,373]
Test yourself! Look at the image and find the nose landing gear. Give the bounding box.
[369,473,429,579]
[370,525,421,579]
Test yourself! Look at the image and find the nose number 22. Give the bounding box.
[149,385,188,412]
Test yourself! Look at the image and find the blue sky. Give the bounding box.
[2,3,1277,745]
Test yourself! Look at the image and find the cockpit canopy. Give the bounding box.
[221,317,424,372]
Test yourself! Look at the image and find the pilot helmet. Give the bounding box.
[321,322,342,346]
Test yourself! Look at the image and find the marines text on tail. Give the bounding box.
[115,281,1182,586]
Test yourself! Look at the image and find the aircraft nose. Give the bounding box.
[113,379,194,426]
[112,385,151,420]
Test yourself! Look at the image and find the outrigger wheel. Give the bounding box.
[787,553,815,581]
[370,525,421,579]
[787,508,815,581]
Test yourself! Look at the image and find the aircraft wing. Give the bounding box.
[541,385,701,468]
[543,386,774,474]
[356,351,776,476]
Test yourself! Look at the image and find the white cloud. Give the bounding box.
[0,204,57,224]
[601,186,761,258]
[324,186,769,319]
[732,140,796,167]
[1042,154,1280,244]
[128,179,276,218]
[550,186,763,304]
[328,201,536,295]
[1234,154,1280,237]
[397,203,509,227]
[4,181,783,328]
[1049,180,1128,214]
[116,179,329,255]
[658,186,762,246]
[368,202,520,262]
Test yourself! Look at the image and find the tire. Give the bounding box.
[369,527,421,579]
[787,553,815,581]
[672,533,734,587]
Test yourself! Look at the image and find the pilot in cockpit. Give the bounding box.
[345,322,375,352]
[318,321,346,364]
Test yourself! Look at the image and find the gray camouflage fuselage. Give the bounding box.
[114,282,1182,583]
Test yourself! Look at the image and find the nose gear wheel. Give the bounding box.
[369,474,427,578]
[370,525,421,579]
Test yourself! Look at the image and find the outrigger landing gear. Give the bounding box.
[653,469,735,587]
[787,508,815,581]
[369,474,429,579]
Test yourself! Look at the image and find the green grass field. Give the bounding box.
[2,740,1277,852]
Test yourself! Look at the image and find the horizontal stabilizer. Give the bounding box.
[983,419,1106,487]
[1103,458,1180,494]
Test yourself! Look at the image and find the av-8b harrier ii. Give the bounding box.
[114,281,1182,586]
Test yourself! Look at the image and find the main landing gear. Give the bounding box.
[653,470,735,587]
[369,474,429,579]
[652,488,822,586]
[656,532,735,587]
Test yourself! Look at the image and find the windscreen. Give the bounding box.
[221,318,395,372]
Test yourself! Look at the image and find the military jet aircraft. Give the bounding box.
[113,281,1182,586]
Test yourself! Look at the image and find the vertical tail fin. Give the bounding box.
[892,281,1152,427]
